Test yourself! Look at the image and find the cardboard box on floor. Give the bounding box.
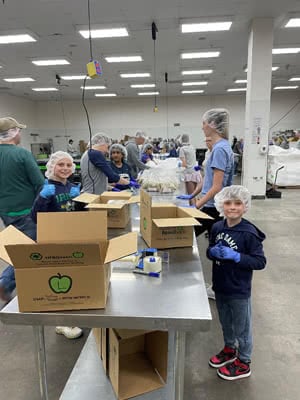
[0,211,137,312]
[108,329,168,400]
[140,190,213,249]
[93,328,102,357]
[74,192,140,229]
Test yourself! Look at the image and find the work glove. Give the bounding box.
[69,183,81,199]
[218,246,241,263]
[129,179,140,189]
[176,194,193,200]
[112,187,121,192]
[209,243,223,259]
[40,179,55,199]
[194,165,201,171]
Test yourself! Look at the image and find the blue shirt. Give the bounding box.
[201,139,234,208]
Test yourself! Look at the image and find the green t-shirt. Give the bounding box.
[0,144,44,216]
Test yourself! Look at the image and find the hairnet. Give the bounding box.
[88,133,111,148]
[214,185,251,216]
[142,143,153,152]
[0,127,20,142]
[136,131,147,139]
[109,143,128,160]
[180,134,190,145]
[202,108,229,139]
[45,151,75,179]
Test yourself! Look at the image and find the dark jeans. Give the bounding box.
[0,214,37,295]
[194,206,223,237]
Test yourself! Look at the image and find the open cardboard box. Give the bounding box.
[74,192,140,228]
[108,329,168,400]
[0,211,137,312]
[140,190,213,249]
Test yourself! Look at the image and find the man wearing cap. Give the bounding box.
[0,117,44,301]
[125,131,150,179]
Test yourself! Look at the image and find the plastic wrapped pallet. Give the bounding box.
[267,145,300,186]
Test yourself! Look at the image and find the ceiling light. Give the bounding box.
[181,90,204,94]
[273,86,298,90]
[62,75,90,80]
[32,59,70,66]
[235,79,247,83]
[80,85,106,90]
[130,84,155,88]
[79,28,128,39]
[105,56,143,63]
[0,34,36,44]
[181,22,232,33]
[285,18,300,28]
[4,77,35,82]
[181,51,220,59]
[244,66,279,72]
[289,77,300,81]
[272,48,300,54]
[32,88,58,92]
[138,92,159,96]
[95,93,117,97]
[227,88,247,92]
[182,69,213,75]
[182,81,208,86]
[120,73,151,78]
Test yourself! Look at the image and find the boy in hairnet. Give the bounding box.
[207,185,266,380]
[31,151,83,340]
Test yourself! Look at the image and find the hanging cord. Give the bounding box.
[87,0,93,61]
[165,72,169,138]
[152,22,158,110]
[58,86,68,146]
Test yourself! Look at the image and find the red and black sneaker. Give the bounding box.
[217,358,251,381]
[209,346,237,368]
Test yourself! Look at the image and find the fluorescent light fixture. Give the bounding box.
[235,79,247,83]
[181,22,232,33]
[227,88,247,92]
[32,88,58,92]
[285,18,300,28]
[244,66,279,72]
[182,81,208,86]
[0,34,36,44]
[79,28,128,38]
[274,86,298,90]
[130,84,155,88]
[95,93,117,97]
[62,75,90,80]
[138,91,159,96]
[181,90,204,94]
[120,73,150,78]
[182,69,213,75]
[32,59,70,66]
[272,48,300,54]
[289,77,300,81]
[4,77,35,82]
[181,51,220,59]
[105,56,143,63]
[80,85,106,90]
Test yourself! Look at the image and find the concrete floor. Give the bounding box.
[0,188,300,400]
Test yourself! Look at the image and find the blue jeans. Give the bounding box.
[0,214,37,295]
[215,294,252,363]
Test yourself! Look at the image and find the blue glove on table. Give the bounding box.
[40,179,55,199]
[129,179,140,189]
[69,183,81,198]
[176,194,193,200]
[209,243,223,259]
[218,246,241,263]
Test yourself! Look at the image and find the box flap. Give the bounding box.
[37,211,107,243]
[101,191,132,200]
[140,189,152,208]
[73,193,99,204]
[115,329,150,340]
[178,207,214,219]
[152,217,200,227]
[104,232,138,264]
[0,225,35,265]
[86,202,125,210]
[127,195,140,204]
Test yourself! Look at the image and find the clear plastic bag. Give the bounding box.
[138,158,179,193]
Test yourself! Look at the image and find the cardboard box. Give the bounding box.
[93,328,102,357]
[0,211,137,312]
[101,327,109,373]
[140,190,213,249]
[108,329,168,400]
[74,192,140,229]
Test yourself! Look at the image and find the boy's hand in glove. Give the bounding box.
[40,179,55,199]
[209,242,223,259]
[69,183,81,199]
[219,246,241,263]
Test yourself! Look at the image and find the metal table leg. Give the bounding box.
[33,326,49,400]
[174,331,186,400]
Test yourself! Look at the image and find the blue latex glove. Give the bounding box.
[69,183,81,199]
[112,187,121,192]
[194,165,201,172]
[209,243,223,259]
[218,246,241,263]
[40,179,55,199]
[176,194,193,200]
[129,179,140,189]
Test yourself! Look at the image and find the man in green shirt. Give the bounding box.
[0,117,44,301]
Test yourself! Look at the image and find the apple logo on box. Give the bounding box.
[49,273,72,294]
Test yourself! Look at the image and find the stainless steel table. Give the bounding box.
[0,200,211,400]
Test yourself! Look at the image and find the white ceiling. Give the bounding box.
[0,0,300,100]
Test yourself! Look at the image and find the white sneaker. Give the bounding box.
[205,284,216,300]
[55,326,83,339]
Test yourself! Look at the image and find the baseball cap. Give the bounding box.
[0,117,26,133]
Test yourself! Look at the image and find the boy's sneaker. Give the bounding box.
[209,346,237,368]
[55,326,83,339]
[217,358,251,381]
